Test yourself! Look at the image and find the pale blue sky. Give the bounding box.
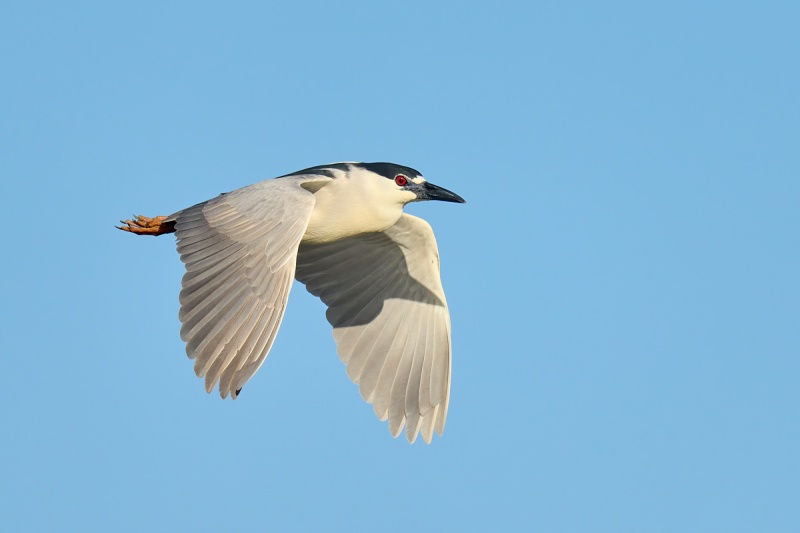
[2,1,798,531]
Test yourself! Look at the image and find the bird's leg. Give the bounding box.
[117,215,175,236]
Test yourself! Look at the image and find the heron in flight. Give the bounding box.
[118,162,465,443]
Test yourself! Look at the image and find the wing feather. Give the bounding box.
[295,213,453,443]
[172,175,329,398]
[387,309,421,438]
[404,310,427,442]
[199,296,259,379]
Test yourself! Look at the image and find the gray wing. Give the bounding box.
[295,214,452,444]
[172,175,330,398]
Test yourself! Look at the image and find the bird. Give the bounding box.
[118,162,465,443]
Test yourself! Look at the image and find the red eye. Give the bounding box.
[395,175,408,186]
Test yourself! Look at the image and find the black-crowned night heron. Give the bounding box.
[118,162,465,443]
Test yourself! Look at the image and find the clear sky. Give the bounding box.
[2,1,798,531]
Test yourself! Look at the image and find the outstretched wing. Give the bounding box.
[172,175,330,398]
[295,214,453,443]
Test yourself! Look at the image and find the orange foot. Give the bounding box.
[117,215,175,236]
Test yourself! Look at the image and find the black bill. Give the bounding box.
[415,182,466,204]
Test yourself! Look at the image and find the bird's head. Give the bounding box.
[351,162,466,206]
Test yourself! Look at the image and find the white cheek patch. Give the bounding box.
[401,190,417,201]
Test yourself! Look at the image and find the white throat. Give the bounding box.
[301,167,413,244]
